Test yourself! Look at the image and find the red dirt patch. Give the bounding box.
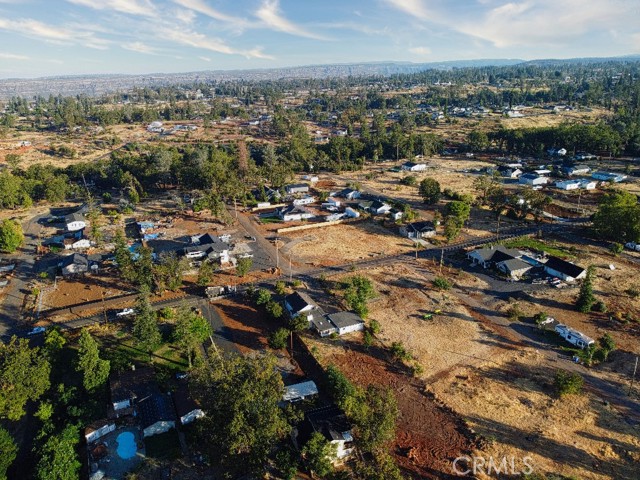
[213,298,274,353]
[325,344,475,479]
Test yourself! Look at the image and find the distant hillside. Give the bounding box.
[0,56,637,99]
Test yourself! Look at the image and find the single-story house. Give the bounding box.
[172,387,205,425]
[591,171,627,183]
[400,221,436,240]
[580,180,597,190]
[519,173,548,186]
[65,212,86,232]
[401,161,427,172]
[109,365,156,414]
[277,205,315,222]
[467,246,523,269]
[337,188,361,200]
[344,207,360,218]
[84,420,116,444]
[299,406,355,463]
[543,256,586,282]
[555,179,581,191]
[293,195,316,206]
[390,209,403,221]
[284,291,316,318]
[496,258,533,280]
[138,393,177,438]
[184,236,229,263]
[534,169,552,176]
[325,312,365,336]
[283,380,319,403]
[59,253,89,277]
[497,165,523,178]
[63,237,91,250]
[285,183,310,195]
[357,200,373,211]
[564,164,591,176]
[369,200,392,215]
[310,310,335,337]
[326,197,341,207]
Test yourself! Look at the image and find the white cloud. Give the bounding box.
[162,28,273,59]
[255,0,327,40]
[199,56,211,62]
[122,42,158,55]
[0,17,111,49]
[171,0,249,29]
[409,46,431,56]
[66,0,156,17]
[174,8,196,24]
[384,0,431,20]
[0,52,28,60]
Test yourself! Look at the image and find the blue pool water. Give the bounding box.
[116,432,136,460]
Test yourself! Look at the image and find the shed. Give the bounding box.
[65,212,86,232]
[283,380,319,402]
[285,183,310,195]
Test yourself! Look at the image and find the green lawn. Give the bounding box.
[144,429,183,460]
[502,238,574,259]
[99,333,189,373]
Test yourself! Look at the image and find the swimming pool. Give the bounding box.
[116,431,136,460]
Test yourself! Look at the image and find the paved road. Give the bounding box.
[0,211,49,338]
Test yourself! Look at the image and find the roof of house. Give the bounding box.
[326,311,364,330]
[406,220,436,233]
[283,380,319,402]
[285,291,316,313]
[110,366,156,404]
[278,205,309,216]
[311,314,335,333]
[303,405,353,443]
[138,393,176,429]
[570,164,590,171]
[194,233,223,245]
[497,258,532,272]
[338,188,358,197]
[468,245,521,263]
[65,212,85,223]
[60,253,89,268]
[520,173,542,180]
[172,386,201,419]
[358,200,373,208]
[286,183,309,190]
[370,200,390,210]
[544,256,585,278]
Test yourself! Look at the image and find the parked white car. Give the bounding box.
[116,308,135,317]
[27,326,46,336]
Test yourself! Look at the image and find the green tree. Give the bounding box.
[173,307,212,367]
[192,353,289,476]
[35,424,81,480]
[592,190,640,242]
[554,370,584,397]
[598,333,616,361]
[236,256,253,277]
[43,327,66,360]
[0,219,23,253]
[255,288,272,306]
[325,365,356,408]
[113,230,135,283]
[268,328,289,350]
[444,216,463,242]
[132,291,161,360]
[347,385,399,453]
[343,275,376,319]
[265,300,284,319]
[275,280,287,295]
[0,427,17,480]
[0,337,51,420]
[467,130,489,151]
[302,432,336,478]
[153,252,187,292]
[419,177,441,204]
[75,329,110,393]
[445,200,471,224]
[197,260,215,286]
[576,266,596,313]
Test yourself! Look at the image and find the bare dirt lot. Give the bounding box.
[284,220,414,266]
[429,347,640,480]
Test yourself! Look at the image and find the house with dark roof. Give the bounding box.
[400,220,436,239]
[401,161,427,172]
[277,205,315,222]
[369,200,392,215]
[284,291,316,317]
[183,233,230,263]
[109,365,156,415]
[172,386,204,425]
[138,393,177,437]
[325,312,365,336]
[59,253,89,277]
[467,246,522,269]
[337,188,360,200]
[543,256,586,282]
[65,212,86,232]
[298,406,355,463]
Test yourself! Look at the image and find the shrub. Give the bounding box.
[507,302,524,322]
[625,288,640,298]
[609,242,623,255]
[363,330,373,349]
[268,328,289,350]
[390,342,411,362]
[554,370,584,397]
[593,300,607,313]
[102,192,112,202]
[255,288,272,306]
[533,311,548,325]
[265,301,283,319]
[369,319,381,334]
[275,281,287,295]
[432,277,451,290]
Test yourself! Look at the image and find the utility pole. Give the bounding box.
[629,356,639,395]
[275,237,280,271]
[289,256,292,283]
[439,248,444,275]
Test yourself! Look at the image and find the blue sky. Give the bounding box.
[0,0,639,78]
